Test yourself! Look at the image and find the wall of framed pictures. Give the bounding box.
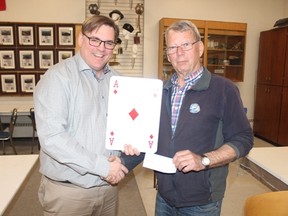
[0,21,79,96]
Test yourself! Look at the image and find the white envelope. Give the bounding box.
[143,153,177,173]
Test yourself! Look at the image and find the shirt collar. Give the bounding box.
[171,66,204,86]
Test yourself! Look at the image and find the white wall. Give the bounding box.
[0,0,287,122]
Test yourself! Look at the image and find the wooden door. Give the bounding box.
[253,84,282,143]
[278,87,288,146]
[257,28,287,85]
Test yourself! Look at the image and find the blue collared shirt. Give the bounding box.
[171,67,204,134]
[34,52,120,188]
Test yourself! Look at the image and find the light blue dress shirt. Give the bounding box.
[34,52,120,188]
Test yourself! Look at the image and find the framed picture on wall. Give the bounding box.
[19,73,36,93]
[17,25,35,46]
[38,50,54,69]
[0,25,14,46]
[38,26,54,46]
[57,49,74,63]
[0,73,17,93]
[0,50,16,70]
[57,25,75,47]
[19,50,35,69]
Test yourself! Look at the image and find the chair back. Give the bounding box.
[244,191,288,216]
[9,108,18,135]
[30,108,36,131]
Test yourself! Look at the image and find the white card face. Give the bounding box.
[105,76,163,153]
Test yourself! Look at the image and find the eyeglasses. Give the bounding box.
[166,40,200,54]
[82,32,116,50]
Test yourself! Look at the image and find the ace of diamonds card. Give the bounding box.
[105,76,163,153]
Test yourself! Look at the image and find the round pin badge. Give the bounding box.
[189,103,200,113]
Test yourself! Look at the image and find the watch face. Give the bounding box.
[202,157,210,166]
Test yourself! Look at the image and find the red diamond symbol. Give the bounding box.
[113,89,118,94]
[129,108,139,120]
[110,131,114,136]
[150,134,154,139]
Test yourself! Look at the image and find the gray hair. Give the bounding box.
[164,20,201,43]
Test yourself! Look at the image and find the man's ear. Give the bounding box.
[78,32,84,47]
[167,54,171,63]
[198,41,204,57]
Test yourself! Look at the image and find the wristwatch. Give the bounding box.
[201,155,210,169]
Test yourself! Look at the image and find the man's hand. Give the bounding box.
[173,150,204,173]
[123,144,141,156]
[104,156,128,185]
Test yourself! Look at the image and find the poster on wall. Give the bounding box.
[57,26,75,47]
[0,73,17,93]
[0,50,15,69]
[19,50,35,69]
[38,26,54,46]
[20,73,36,93]
[17,25,34,46]
[0,25,14,45]
[39,50,54,69]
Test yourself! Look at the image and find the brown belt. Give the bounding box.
[45,175,71,184]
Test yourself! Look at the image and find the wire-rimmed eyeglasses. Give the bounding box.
[82,32,116,50]
[166,40,200,54]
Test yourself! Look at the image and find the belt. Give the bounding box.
[45,175,72,184]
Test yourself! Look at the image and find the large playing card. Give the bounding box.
[105,76,163,153]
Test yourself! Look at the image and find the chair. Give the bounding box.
[244,191,288,216]
[0,108,18,155]
[29,107,39,154]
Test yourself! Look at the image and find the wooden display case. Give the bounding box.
[158,18,247,82]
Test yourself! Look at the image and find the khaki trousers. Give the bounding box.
[38,176,118,216]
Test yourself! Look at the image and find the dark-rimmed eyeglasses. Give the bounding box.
[166,40,200,54]
[82,32,116,50]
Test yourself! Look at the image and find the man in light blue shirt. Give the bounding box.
[34,15,128,215]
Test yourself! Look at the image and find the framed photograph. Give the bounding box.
[0,73,17,93]
[17,25,34,46]
[19,50,35,69]
[0,50,15,69]
[0,25,14,45]
[38,26,54,46]
[38,50,54,69]
[57,49,74,62]
[57,25,75,46]
[19,73,36,93]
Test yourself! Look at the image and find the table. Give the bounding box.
[241,147,288,191]
[0,155,39,215]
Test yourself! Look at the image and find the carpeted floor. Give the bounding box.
[2,138,147,216]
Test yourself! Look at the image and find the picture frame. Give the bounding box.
[0,50,16,69]
[38,25,54,46]
[17,25,35,46]
[38,50,54,69]
[57,49,74,63]
[57,25,75,47]
[19,73,36,93]
[0,25,14,46]
[19,50,35,69]
[0,73,17,93]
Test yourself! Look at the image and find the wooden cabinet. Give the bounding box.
[253,27,288,146]
[158,18,247,82]
[253,84,282,143]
